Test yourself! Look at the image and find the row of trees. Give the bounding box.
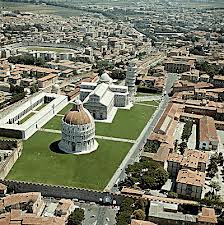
[195,61,224,78]
[181,120,193,142]
[9,84,26,104]
[8,55,45,67]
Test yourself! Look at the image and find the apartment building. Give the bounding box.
[176,169,205,200]
[37,73,58,88]
[167,149,209,177]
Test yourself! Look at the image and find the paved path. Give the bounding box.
[39,128,135,143]
[95,135,135,144]
[40,128,61,134]
[134,103,158,107]
[134,95,161,102]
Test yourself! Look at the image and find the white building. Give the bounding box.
[125,61,138,97]
[79,72,130,121]
[0,93,68,139]
[59,100,98,154]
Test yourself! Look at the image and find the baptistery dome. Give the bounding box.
[64,100,91,125]
[58,100,98,154]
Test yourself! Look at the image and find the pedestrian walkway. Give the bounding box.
[134,103,158,108]
[39,128,136,143]
[134,95,161,102]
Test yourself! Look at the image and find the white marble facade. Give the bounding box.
[59,100,98,154]
[79,72,130,121]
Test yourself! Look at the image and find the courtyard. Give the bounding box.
[7,131,132,190]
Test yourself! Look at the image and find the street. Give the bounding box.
[106,73,179,193]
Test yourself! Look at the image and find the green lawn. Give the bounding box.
[35,103,47,111]
[19,112,36,124]
[95,104,155,139]
[7,131,132,190]
[44,104,156,139]
[43,116,62,130]
[0,1,87,18]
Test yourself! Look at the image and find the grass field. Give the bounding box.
[7,131,132,190]
[95,105,156,139]
[18,112,36,124]
[0,1,88,17]
[44,103,157,139]
[35,103,47,111]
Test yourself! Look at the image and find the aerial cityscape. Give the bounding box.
[0,0,224,224]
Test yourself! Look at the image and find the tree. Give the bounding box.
[168,191,178,198]
[116,197,135,225]
[218,152,224,166]
[133,209,146,220]
[30,84,39,94]
[178,142,187,155]
[174,139,178,151]
[143,140,160,153]
[210,181,221,194]
[35,57,45,66]
[134,199,147,211]
[73,70,78,76]
[181,120,193,142]
[67,208,85,225]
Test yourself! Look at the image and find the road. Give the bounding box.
[82,204,117,225]
[105,73,179,192]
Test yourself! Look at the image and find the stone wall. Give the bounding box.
[0,139,22,150]
[0,179,124,205]
[0,139,23,179]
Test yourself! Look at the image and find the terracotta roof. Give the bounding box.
[64,101,91,125]
[0,183,7,192]
[3,192,40,208]
[199,116,218,143]
[121,187,144,196]
[55,199,73,214]
[37,73,57,82]
[198,207,217,224]
[168,153,182,163]
[176,169,205,187]
[131,219,157,225]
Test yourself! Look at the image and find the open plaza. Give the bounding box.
[6,100,158,190]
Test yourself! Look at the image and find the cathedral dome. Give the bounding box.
[64,100,91,125]
[99,72,113,84]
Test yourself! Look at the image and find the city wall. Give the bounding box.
[0,179,124,205]
[0,139,23,179]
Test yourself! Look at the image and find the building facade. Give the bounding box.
[176,169,205,200]
[80,73,130,120]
